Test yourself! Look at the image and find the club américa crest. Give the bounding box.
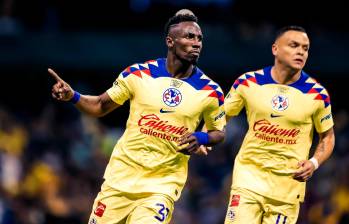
[163,88,182,107]
[271,95,289,111]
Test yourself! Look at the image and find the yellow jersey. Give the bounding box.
[104,58,225,201]
[225,66,333,204]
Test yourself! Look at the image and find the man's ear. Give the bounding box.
[272,43,277,57]
[166,36,174,48]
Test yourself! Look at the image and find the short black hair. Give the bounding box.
[164,14,198,36]
[275,25,307,42]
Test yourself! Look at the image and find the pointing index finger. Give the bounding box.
[48,68,63,82]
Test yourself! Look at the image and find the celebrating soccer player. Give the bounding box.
[49,9,225,224]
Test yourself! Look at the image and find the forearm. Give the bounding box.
[74,92,119,117]
[201,115,231,146]
[207,129,225,146]
[312,128,335,166]
[74,94,105,117]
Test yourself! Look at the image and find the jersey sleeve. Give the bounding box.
[312,90,334,133]
[224,85,245,117]
[106,69,134,105]
[203,87,226,131]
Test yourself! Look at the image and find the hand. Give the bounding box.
[177,133,209,156]
[293,160,316,182]
[48,68,74,101]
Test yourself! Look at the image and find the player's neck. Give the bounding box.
[166,55,194,79]
[271,64,302,85]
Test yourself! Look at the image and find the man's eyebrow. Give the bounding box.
[289,40,309,46]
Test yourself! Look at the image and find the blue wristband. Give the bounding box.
[192,132,209,145]
[70,91,81,104]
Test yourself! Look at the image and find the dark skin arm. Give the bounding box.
[48,68,120,117]
[293,127,335,181]
[181,115,232,155]
[177,129,225,155]
[50,68,225,155]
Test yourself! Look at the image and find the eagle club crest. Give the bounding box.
[163,88,182,107]
[271,95,289,111]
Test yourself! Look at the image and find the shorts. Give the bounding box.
[88,182,174,224]
[224,187,300,224]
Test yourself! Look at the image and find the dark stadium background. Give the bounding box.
[0,0,348,223]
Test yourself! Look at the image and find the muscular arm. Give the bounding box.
[193,118,229,154]
[177,112,228,155]
[294,127,335,181]
[177,128,225,155]
[312,127,335,166]
[75,92,120,117]
[207,129,225,146]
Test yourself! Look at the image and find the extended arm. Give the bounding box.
[49,68,120,117]
[74,92,120,117]
[294,127,335,181]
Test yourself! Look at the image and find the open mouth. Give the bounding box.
[294,58,304,63]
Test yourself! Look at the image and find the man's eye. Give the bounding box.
[187,33,195,39]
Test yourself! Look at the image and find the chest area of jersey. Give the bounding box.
[133,77,206,116]
[245,85,316,123]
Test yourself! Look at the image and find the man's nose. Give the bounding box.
[297,47,305,55]
[192,38,201,48]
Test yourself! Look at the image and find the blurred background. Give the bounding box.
[0,0,348,223]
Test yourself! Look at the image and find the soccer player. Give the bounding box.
[48,10,225,224]
[224,26,335,224]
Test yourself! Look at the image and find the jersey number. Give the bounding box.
[154,203,170,222]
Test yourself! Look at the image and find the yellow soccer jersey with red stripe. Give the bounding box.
[225,66,333,204]
[104,58,225,201]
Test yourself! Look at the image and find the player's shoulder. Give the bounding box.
[230,68,263,90]
[241,68,263,78]
[128,58,161,68]
[302,71,328,90]
[185,67,224,106]
[295,70,331,108]
[197,68,221,86]
[190,67,223,91]
[119,58,163,79]
[295,70,331,96]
